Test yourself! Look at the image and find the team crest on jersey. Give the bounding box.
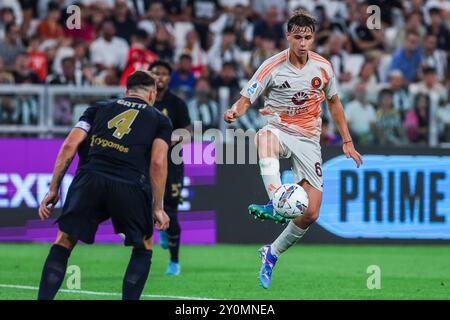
[291,91,309,107]
[311,77,322,89]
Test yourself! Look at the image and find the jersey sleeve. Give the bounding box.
[323,65,338,100]
[240,59,275,104]
[74,103,100,133]
[156,113,173,146]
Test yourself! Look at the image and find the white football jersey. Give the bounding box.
[240,49,338,141]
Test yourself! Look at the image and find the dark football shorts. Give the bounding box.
[57,170,153,247]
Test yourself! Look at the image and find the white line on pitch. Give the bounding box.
[0,284,218,300]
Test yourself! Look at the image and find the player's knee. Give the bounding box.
[301,207,320,225]
[167,221,180,236]
[54,231,77,250]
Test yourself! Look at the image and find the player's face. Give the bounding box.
[286,27,314,58]
[151,66,171,90]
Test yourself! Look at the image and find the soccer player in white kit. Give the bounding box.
[224,10,363,289]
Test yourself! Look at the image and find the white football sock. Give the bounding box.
[259,157,282,199]
[270,221,309,257]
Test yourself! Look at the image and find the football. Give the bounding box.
[272,184,309,218]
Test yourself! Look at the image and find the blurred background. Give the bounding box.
[0,0,448,146]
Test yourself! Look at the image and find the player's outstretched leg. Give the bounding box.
[248,130,287,223]
[122,238,153,300]
[257,183,322,288]
[38,231,77,300]
[165,211,181,276]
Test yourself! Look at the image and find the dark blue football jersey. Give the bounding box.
[75,97,173,189]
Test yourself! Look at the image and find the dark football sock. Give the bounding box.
[37,244,71,300]
[168,235,180,263]
[167,214,181,263]
[122,248,153,300]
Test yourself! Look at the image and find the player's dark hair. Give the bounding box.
[126,70,156,91]
[287,9,317,33]
[148,60,172,74]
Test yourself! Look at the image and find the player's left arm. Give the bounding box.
[38,128,88,220]
[327,94,363,168]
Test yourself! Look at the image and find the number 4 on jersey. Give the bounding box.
[107,109,139,139]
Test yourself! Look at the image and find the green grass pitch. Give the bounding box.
[0,243,449,300]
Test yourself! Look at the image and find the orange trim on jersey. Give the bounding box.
[310,52,332,66]
[256,52,288,81]
[320,67,329,87]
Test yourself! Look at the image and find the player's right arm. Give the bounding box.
[38,103,99,220]
[223,95,251,123]
[223,54,277,123]
[38,128,88,220]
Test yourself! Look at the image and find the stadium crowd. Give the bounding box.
[0,0,449,146]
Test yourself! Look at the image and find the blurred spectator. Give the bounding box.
[387,70,412,119]
[253,5,285,49]
[229,4,254,50]
[247,32,279,76]
[393,11,426,50]
[128,0,153,18]
[388,30,423,83]
[0,0,22,26]
[322,32,352,83]
[251,0,286,21]
[320,117,341,146]
[348,1,384,54]
[149,23,174,62]
[187,77,220,131]
[409,67,448,105]
[169,54,196,99]
[187,0,221,50]
[421,34,448,83]
[138,1,174,38]
[0,23,24,67]
[0,56,13,83]
[174,30,208,78]
[12,52,40,84]
[341,58,379,102]
[119,29,157,86]
[344,84,376,145]
[210,61,240,99]
[27,36,48,82]
[313,5,345,46]
[47,56,89,85]
[89,19,129,71]
[404,93,430,144]
[0,94,15,124]
[207,27,242,75]
[0,7,15,41]
[374,88,406,145]
[36,1,64,40]
[112,0,138,43]
[437,100,450,143]
[426,7,450,52]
